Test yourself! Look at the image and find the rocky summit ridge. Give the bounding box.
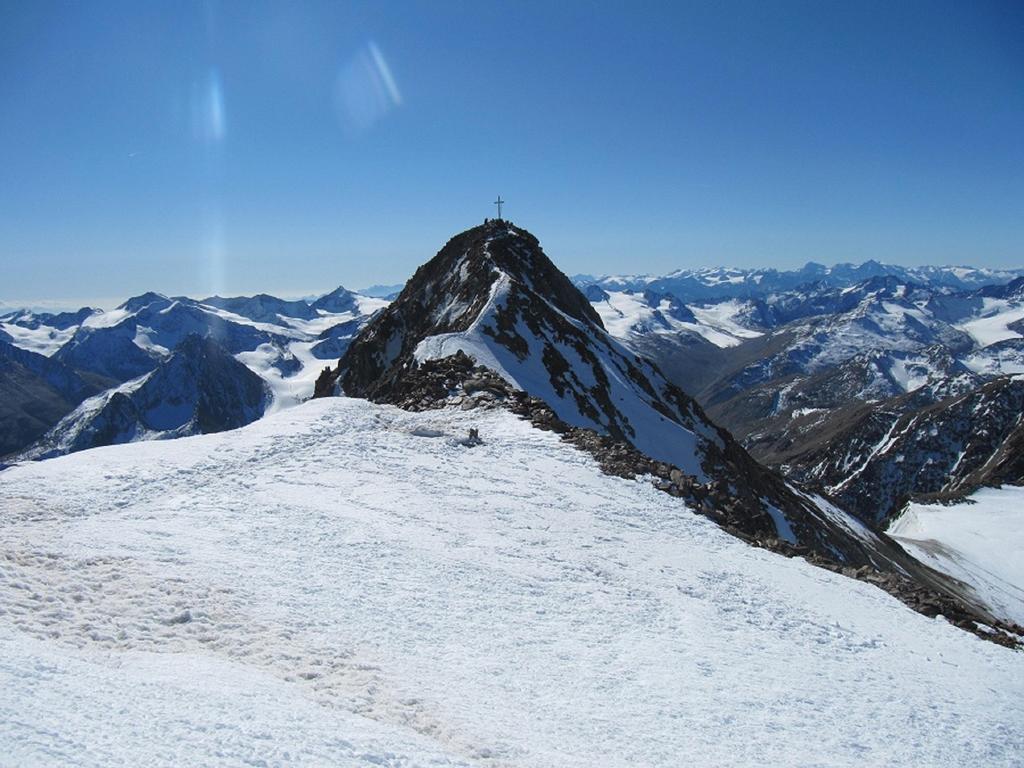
[312,220,1022,643]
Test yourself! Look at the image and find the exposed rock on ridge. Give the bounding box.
[788,375,1024,527]
[312,220,1022,643]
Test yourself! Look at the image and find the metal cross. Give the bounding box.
[493,195,505,220]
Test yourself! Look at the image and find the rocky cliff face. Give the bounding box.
[787,375,1024,527]
[713,345,983,468]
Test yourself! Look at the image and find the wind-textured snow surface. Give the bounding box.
[1,399,1022,767]
[889,486,1024,627]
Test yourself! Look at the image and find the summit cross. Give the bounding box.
[493,195,505,220]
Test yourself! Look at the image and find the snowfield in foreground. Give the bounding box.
[0,399,1021,767]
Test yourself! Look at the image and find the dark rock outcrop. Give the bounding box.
[787,375,1024,527]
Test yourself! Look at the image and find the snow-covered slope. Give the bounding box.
[957,294,1024,348]
[890,486,1024,627]
[590,290,762,348]
[0,306,99,356]
[322,221,943,569]
[0,398,1020,767]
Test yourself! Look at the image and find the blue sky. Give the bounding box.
[1,0,1022,306]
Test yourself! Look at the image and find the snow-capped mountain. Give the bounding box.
[729,345,983,467]
[54,293,298,383]
[590,289,760,348]
[324,221,729,474]
[199,286,363,324]
[0,286,387,458]
[310,221,1020,629]
[706,279,973,396]
[20,334,271,460]
[579,277,981,395]
[309,285,363,314]
[323,221,764,481]
[200,292,324,324]
[589,273,1024,469]
[0,305,101,356]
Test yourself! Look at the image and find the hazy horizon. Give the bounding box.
[4,250,1023,313]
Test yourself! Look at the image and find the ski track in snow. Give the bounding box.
[0,398,1022,767]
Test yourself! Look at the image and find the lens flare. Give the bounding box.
[201,208,226,302]
[334,41,403,134]
[192,69,226,143]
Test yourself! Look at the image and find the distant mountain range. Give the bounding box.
[20,334,271,460]
[571,262,1024,623]
[575,261,1024,304]
[4,250,1023,631]
[0,286,387,459]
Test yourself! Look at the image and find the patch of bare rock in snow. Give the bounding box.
[0,398,1022,767]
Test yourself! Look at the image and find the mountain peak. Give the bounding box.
[311,285,358,314]
[117,291,170,313]
[308,220,1011,605]
[319,222,725,466]
[22,333,269,459]
[321,221,616,410]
